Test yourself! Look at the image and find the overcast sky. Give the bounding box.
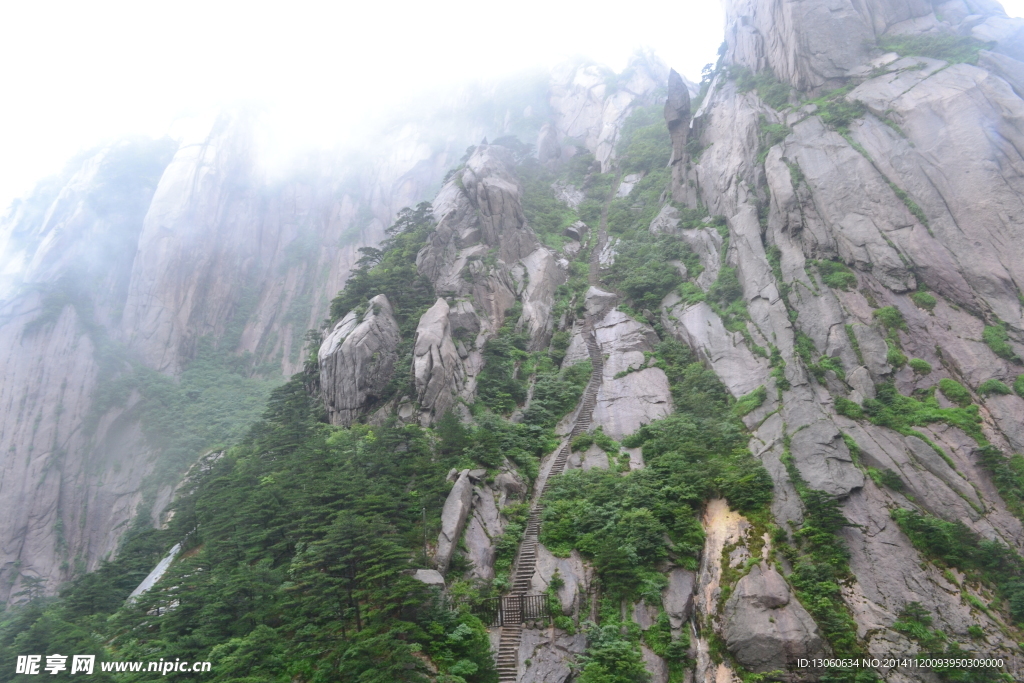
[1,0,1023,214]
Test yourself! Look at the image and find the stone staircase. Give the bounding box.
[495,327,603,683]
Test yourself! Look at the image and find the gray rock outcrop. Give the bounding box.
[788,420,864,496]
[318,294,401,426]
[662,567,696,630]
[591,310,673,440]
[518,628,587,683]
[664,0,1024,669]
[413,298,463,425]
[412,569,445,587]
[548,53,688,171]
[665,69,692,167]
[434,469,474,573]
[463,483,504,581]
[722,563,826,671]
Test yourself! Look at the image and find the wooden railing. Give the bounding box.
[471,593,551,627]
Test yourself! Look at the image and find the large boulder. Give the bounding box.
[530,543,590,615]
[722,563,826,671]
[662,567,696,630]
[518,627,587,683]
[519,248,566,351]
[318,294,401,426]
[665,68,692,168]
[419,145,537,287]
[434,469,474,573]
[463,484,503,580]
[413,298,463,424]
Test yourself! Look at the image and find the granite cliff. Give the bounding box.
[3,0,1024,680]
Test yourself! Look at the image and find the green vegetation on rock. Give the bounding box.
[518,157,580,251]
[872,306,905,332]
[983,322,1020,362]
[978,378,1012,397]
[809,85,867,133]
[543,340,773,599]
[892,508,1024,625]
[328,202,437,338]
[877,34,994,65]
[756,116,791,164]
[910,290,937,312]
[733,67,791,110]
[605,234,699,312]
[977,446,1024,521]
[938,378,972,407]
[732,385,767,418]
[476,305,530,415]
[893,603,1005,681]
[861,382,983,443]
[866,467,905,492]
[909,358,933,375]
[778,453,872,676]
[814,260,857,291]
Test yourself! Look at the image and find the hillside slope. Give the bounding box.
[3,0,1024,681]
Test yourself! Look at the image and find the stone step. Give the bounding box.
[492,322,605,679]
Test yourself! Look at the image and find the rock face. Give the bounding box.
[546,53,692,171]
[0,51,679,600]
[662,567,696,630]
[409,144,578,425]
[591,309,673,440]
[669,0,1024,673]
[5,7,1024,682]
[413,298,463,424]
[725,0,1024,92]
[722,563,825,671]
[518,628,587,683]
[318,294,401,426]
[463,482,504,581]
[434,469,474,573]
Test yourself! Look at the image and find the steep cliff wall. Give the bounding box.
[666,0,1024,675]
